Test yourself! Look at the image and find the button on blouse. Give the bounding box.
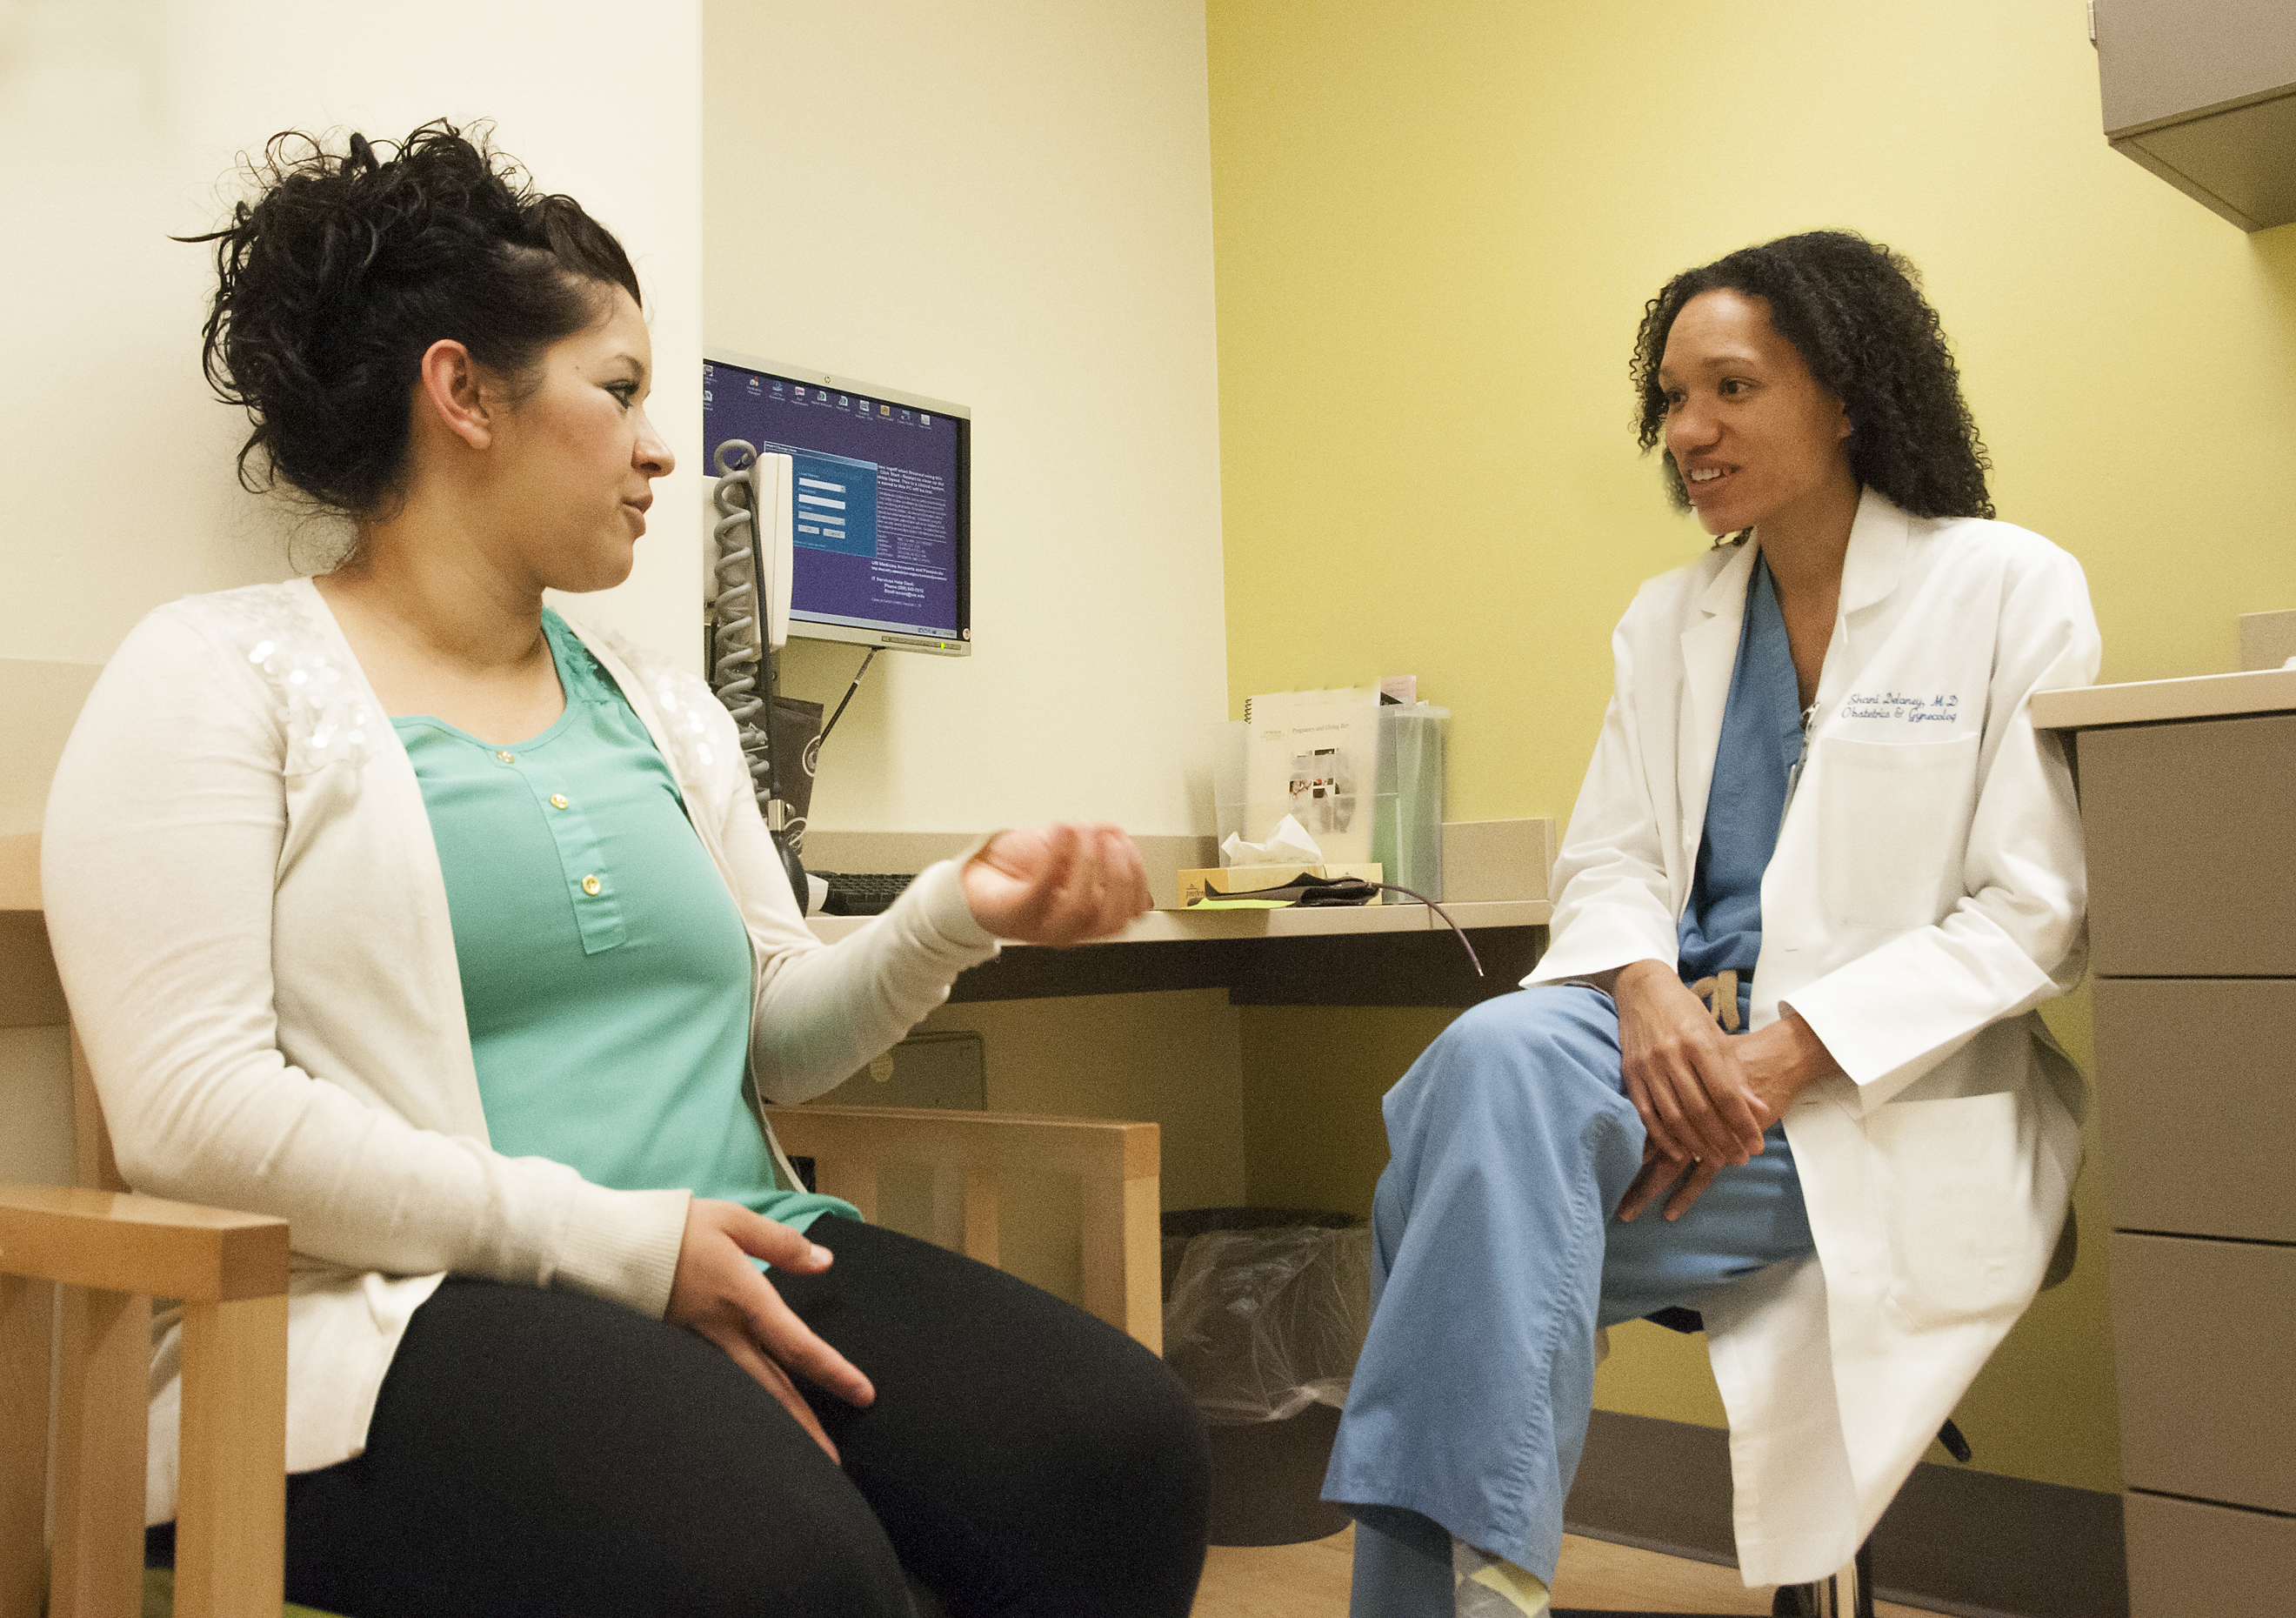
[390,611,853,1232]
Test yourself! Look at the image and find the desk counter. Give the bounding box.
[2030,663,2296,731]
[810,899,1552,1007]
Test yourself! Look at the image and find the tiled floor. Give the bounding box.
[1191,1526,1935,1616]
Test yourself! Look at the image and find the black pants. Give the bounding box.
[150,1219,1209,1616]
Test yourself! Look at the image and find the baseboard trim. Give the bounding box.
[1562,1410,2128,1618]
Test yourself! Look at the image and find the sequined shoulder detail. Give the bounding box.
[177,582,384,777]
[576,622,726,784]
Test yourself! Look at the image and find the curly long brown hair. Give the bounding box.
[1630,231,1994,521]
[186,120,643,518]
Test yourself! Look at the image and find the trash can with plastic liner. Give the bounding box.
[1160,1207,1373,1547]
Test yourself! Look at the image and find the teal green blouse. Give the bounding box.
[391,612,854,1235]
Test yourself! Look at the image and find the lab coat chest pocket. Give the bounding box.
[1815,732,1980,930]
[1865,1090,2027,1328]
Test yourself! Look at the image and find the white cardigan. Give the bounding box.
[41,578,1000,1524]
[1526,490,2099,1582]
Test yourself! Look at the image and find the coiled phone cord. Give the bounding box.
[709,438,777,805]
[710,440,811,912]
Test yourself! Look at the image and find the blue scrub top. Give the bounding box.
[1676,552,1804,1021]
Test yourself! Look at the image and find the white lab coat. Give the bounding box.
[1526,487,2099,1585]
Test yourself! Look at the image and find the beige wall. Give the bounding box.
[0,0,704,672]
[1,0,705,1186]
[0,1023,71,1189]
[0,659,99,838]
[703,0,1230,835]
[5,0,1239,1294]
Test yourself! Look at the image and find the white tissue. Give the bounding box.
[1221,814,1325,869]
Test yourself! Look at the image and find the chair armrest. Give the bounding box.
[0,1184,291,1618]
[764,1105,1158,1181]
[0,1184,288,1302]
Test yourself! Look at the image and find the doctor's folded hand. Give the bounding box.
[960,822,1155,946]
[1608,959,1842,1223]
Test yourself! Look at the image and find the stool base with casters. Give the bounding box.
[1763,1536,1874,1617]
[1550,1306,1972,1618]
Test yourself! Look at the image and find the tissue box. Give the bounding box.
[1177,863,1383,908]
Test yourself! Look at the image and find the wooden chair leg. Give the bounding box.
[50,1287,146,1618]
[0,1275,53,1618]
[1080,1173,1162,1355]
[172,1294,286,1618]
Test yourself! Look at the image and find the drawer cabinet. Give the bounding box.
[2078,713,2296,977]
[2125,1492,2296,1618]
[2060,705,2296,1618]
[2092,979,2296,1242]
[2108,1233,2296,1512]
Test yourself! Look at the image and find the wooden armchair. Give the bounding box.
[0,832,1163,1614]
[764,1104,1162,1354]
[0,1184,290,1618]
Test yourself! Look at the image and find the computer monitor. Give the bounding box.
[701,349,971,656]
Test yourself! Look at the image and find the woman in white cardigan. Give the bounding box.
[43,123,1208,1617]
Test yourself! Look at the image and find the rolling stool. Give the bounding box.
[1551,1306,1978,1618]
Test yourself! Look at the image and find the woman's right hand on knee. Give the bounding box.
[667,1199,875,1462]
[1608,960,1765,1168]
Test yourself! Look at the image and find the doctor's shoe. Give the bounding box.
[1452,1541,1551,1616]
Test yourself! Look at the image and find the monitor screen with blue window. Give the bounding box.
[702,350,971,656]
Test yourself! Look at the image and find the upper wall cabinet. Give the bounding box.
[2097,0,2296,231]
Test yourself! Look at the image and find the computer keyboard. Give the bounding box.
[815,871,917,916]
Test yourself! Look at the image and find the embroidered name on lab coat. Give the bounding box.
[1840,691,1962,725]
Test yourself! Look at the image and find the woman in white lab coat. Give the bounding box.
[1324,231,2098,1616]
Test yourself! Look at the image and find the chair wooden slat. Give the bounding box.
[0,1274,55,1618]
[174,1294,288,1618]
[50,1287,148,1618]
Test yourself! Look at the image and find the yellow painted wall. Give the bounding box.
[1207,0,2296,1494]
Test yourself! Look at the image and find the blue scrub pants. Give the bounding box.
[1322,986,1815,1612]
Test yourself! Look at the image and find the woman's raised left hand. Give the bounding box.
[959,823,1153,946]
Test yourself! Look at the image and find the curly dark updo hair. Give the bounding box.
[188,120,643,517]
[1628,230,1993,522]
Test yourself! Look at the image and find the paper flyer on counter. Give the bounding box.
[1241,686,1379,866]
